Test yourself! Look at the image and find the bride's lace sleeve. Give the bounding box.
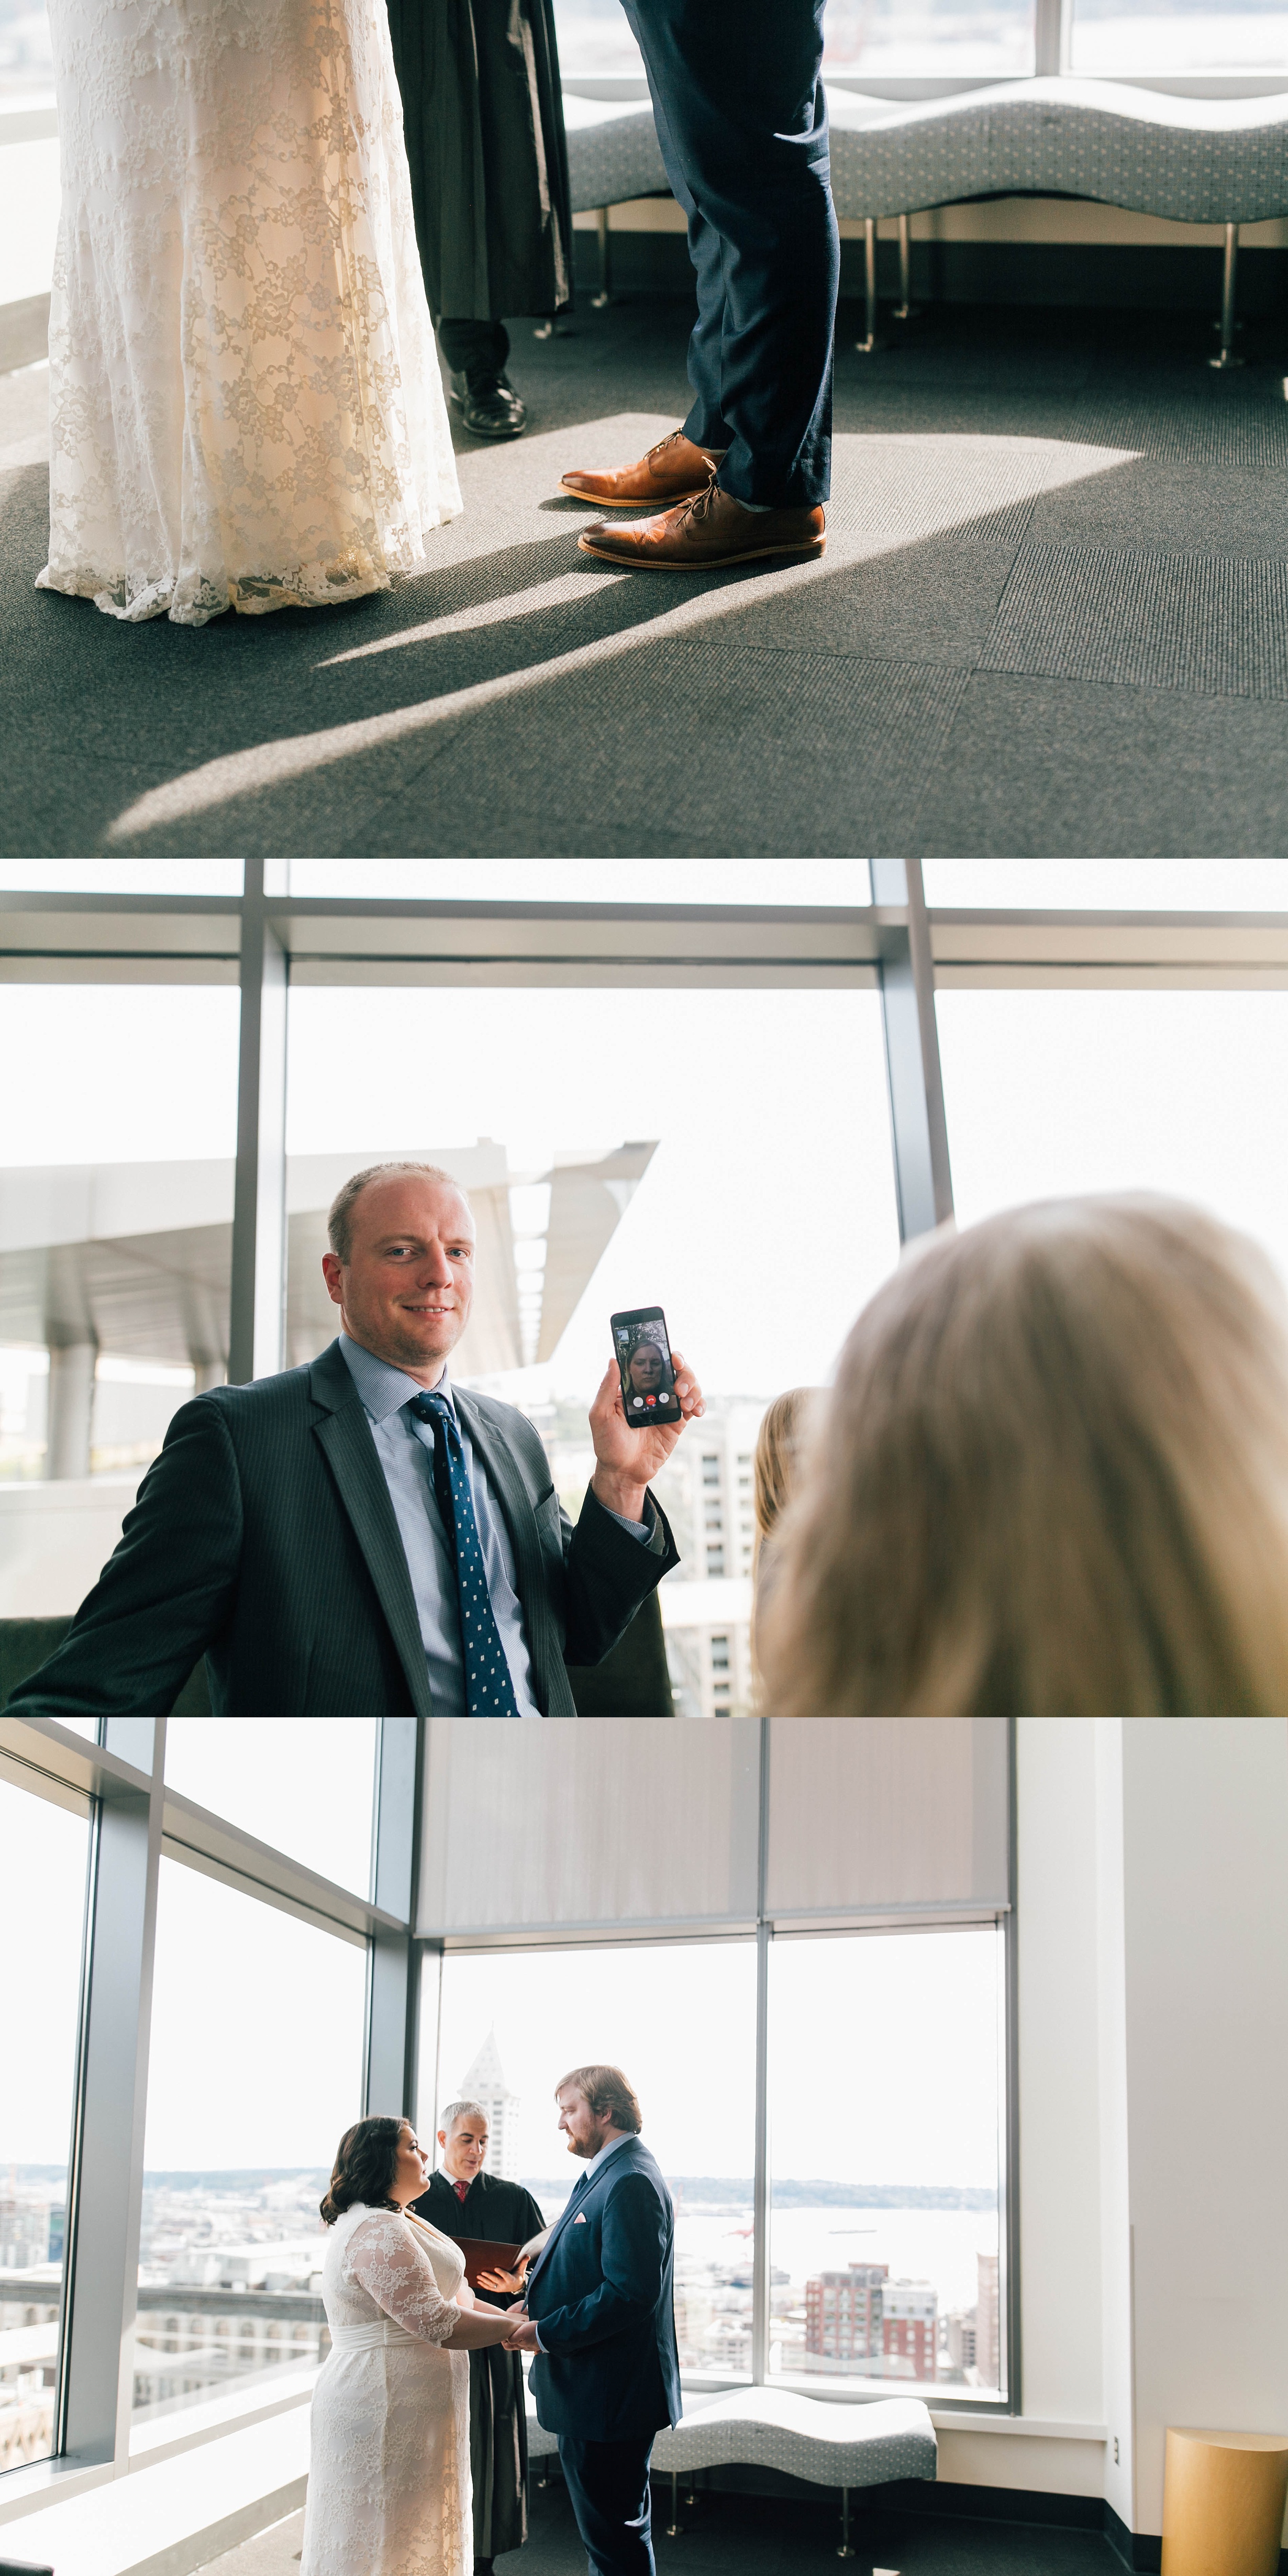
[345,2215,459,2346]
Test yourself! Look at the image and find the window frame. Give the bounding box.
[6,860,1288,2503]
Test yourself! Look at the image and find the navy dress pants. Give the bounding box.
[619,0,839,506]
[558,2433,657,2576]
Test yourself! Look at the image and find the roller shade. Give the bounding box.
[417,1718,760,1938]
[766,1718,1010,1923]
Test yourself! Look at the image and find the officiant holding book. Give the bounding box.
[413,2102,549,2575]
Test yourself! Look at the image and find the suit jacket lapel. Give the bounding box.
[454,1387,560,1707]
[528,2146,638,2294]
[309,1342,434,1717]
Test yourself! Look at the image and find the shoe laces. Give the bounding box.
[675,465,720,529]
[646,430,686,465]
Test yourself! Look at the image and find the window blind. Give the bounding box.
[766,1718,1009,1922]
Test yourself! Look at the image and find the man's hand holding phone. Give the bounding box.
[589,1336,704,1522]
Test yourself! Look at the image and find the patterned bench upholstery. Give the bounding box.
[528,2385,935,2549]
[650,2387,937,2487]
[826,78,1288,227]
[563,93,668,215]
[561,76,1288,361]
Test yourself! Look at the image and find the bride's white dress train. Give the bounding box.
[300,2204,472,2576]
[40,0,462,624]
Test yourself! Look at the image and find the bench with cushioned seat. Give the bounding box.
[562,77,1288,365]
[827,79,1288,361]
[563,93,671,307]
[527,2385,936,2558]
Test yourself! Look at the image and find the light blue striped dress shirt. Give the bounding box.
[338,1332,649,1716]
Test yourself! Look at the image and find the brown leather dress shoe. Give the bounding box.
[578,480,826,573]
[560,429,721,509]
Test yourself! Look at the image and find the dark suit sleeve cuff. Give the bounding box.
[582,1484,669,1557]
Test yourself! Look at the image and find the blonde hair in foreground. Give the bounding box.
[757,1195,1288,1717]
[752,1387,820,1564]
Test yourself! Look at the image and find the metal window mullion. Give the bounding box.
[364,1718,425,2120]
[871,859,954,1241]
[1002,1717,1021,2410]
[229,858,288,1387]
[751,1716,771,2385]
[1034,0,1071,74]
[59,1719,165,2469]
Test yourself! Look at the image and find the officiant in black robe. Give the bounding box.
[413,2129,547,2573]
[386,0,573,441]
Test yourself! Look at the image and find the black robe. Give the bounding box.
[386,0,573,323]
[412,2169,547,2560]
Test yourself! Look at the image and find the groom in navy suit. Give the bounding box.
[561,0,839,574]
[505,2066,680,2576]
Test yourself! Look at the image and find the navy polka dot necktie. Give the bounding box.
[409,1390,519,1715]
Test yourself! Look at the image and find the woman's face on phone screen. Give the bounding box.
[628,1342,664,1395]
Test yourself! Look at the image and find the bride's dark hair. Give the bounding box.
[320,2115,405,2225]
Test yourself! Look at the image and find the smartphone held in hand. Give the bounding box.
[611,1306,683,1429]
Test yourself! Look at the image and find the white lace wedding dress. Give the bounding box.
[299,2205,472,2576]
[39,0,462,624]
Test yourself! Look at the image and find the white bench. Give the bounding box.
[527,2386,936,2558]
[828,79,1288,360]
[562,77,1288,363]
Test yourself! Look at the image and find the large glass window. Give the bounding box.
[551,0,1035,80]
[1070,0,1288,74]
[277,861,869,902]
[937,989,1288,1288]
[164,1721,379,1898]
[768,1928,1006,2398]
[0,0,52,104]
[923,861,1288,909]
[132,1860,367,2447]
[286,984,899,1714]
[0,984,239,1620]
[825,0,1034,77]
[0,864,243,894]
[0,1779,90,2472]
[429,1941,757,2378]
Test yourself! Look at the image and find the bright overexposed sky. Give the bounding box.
[769,1928,1001,2190]
[428,1941,757,2184]
[0,986,241,1166]
[427,1924,1000,2192]
[921,860,1288,908]
[164,1720,378,1897]
[143,1858,368,2171]
[285,984,901,1402]
[937,987,1288,1290]
[1,1781,90,2165]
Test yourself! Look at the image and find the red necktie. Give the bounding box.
[454,2180,469,2203]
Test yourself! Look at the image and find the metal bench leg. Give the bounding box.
[591,206,613,310]
[667,2470,683,2538]
[893,213,917,321]
[1209,222,1243,370]
[838,2485,856,2558]
[855,219,884,354]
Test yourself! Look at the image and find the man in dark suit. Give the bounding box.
[505,2065,681,2576]
[560,0,838,574]
[7,1161,704,1717]
[414,2101,547,2576]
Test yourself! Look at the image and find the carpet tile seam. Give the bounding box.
[981,541,1288,696]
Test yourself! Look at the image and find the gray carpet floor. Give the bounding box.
[195,2480,1128,2576]
[3,296,1286,858]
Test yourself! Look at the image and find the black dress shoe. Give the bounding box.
[449,370,527,440]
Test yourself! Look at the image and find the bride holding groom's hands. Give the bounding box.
[300,2065,679,2576]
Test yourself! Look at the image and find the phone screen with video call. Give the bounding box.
[611,1306,682,1428]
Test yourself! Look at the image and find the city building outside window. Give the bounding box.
[0,1778,89,2472]
[131,1860,367,2440]
[768,1927,1006,2399]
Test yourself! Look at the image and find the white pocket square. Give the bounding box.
[573,2212,588,2223]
